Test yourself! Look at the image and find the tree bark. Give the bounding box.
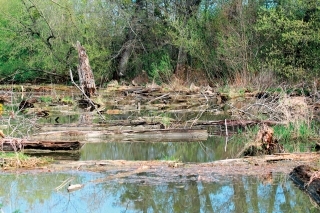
[115,0,145,78]
[0,138,82,151]
[76,41,96,97]
[118,40,134,77]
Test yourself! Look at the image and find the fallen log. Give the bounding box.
[38,119,284,131]
[0,138,82,151]
[31,128,209,142]
[193,119,285,126]
[290,165,320,206]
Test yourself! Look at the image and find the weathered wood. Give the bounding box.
[290,165,320,206]
[31,128,209,142]
[0,138,82,151]
[38,119,284,131]
[76,41,96,97]
[194,119,285,126]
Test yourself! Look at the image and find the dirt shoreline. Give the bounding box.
[2,153,317,182]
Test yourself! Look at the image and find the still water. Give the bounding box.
[80,136,239,162]
[0,172,318,213]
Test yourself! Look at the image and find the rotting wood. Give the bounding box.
[37,119,284,131]
[290,165,320,206]
[76,41,96,98]
[0,138,82,151]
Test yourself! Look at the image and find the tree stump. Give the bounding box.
[237,124,285,157]
[76,41,96,97]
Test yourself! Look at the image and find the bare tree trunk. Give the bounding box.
[115,0,145,79]
[76,41,96,97]
[175,46,188,74]
[118,40,134,77]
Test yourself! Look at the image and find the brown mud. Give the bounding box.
[5,153,316,184]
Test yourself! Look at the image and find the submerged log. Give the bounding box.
[290,165,320,205]
[0,138,82,151]
[76,41,96,97]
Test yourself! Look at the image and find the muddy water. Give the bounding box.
[0,172,318,213]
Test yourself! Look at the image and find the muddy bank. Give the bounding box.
[8,152,315,184]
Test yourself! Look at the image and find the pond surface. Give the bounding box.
[79,135,240,162]
[0,172,318,213]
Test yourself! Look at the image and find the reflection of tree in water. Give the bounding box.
[110,174,319,212]
[0,173,85,212]
[0,173,319,212]
[81,139,226,162]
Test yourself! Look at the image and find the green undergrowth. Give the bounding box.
[232,121,320,154]
[273,121,319,152]
[160,153,180,161]
[0,152,52,169]
[39,96,53,103]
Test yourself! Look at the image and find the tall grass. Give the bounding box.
[273,121,318,152]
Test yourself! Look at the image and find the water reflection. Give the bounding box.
[80,136,242,162]
[0,172,318,213]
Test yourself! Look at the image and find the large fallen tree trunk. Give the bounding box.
[31,128,209,142]
[290,165,320,206]
[0,138,82,151]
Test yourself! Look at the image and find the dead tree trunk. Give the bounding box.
[76,41,96,97]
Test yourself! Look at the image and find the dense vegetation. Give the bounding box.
[0,0,319,86]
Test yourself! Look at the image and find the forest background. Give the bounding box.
[0,0,319,88]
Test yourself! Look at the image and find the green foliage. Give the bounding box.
[39,96,52,103]
[149,53,173,83]
[161,154,180,161]
[0,0,319,84]
[255,1,320,80]
[160,113,172,129]
[61,96,73,105]
[273,121,317,152]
